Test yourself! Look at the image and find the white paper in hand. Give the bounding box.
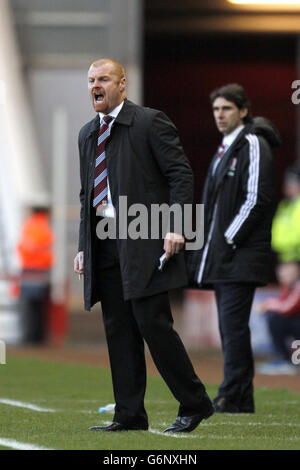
[158,252,167,271]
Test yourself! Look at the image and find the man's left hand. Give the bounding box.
[164,232,185,259]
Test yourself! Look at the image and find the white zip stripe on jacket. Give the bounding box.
[224,134,260,241]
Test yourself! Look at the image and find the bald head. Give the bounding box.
[88,58,127,114]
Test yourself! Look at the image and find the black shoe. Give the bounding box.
[213,397,254,414]
[163,407,214,434]
[88,421,148,432]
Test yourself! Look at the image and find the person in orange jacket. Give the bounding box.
[17,206,54,270]
[17,206,54,343]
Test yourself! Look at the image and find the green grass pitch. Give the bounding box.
[0,354,299,450]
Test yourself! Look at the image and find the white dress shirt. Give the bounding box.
[222,124,245,149]
[212,124,245,176]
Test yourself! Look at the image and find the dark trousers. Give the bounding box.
[19,270,50,344]
[267,312,300,361]
[20,297,47,343]
[96,238,211,426]
[214,283,256,411]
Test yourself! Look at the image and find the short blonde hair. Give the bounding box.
[89,58,125,81]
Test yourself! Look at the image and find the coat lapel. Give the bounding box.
[87,114,100,138]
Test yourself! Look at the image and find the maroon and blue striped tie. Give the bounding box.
[217,143,225,158]
[93,115,113,209]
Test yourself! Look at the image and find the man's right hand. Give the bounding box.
[74,251,84,274]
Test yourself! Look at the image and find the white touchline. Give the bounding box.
[150,431,299,442]
[148,428,198,439]
[200,421,300,427]
[0,398,55,412]
[0,438,53,450]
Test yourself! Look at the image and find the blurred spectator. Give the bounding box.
[16,206,54,344]
[272,167,300,263]
[257,262,300,375]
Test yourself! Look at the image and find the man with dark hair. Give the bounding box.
[188,83,281,413]
[209,83,253,124]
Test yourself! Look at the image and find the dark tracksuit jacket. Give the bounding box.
[187,117,281,288]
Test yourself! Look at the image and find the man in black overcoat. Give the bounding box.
[74,58,213,433]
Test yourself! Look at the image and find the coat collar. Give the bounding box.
[114,99,135,126]
[86,99,135,138]
[221,123,250,160]
[214,123,251,191]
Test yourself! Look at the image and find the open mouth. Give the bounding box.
[94,93,104,102]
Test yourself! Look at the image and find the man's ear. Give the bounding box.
[120,77,126,92]
[240,108,248,120]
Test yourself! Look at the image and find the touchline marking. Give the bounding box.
[149,428,198,439]
[200,421,300,427]
[0,438,53,450]
[157,420,300,428]
[149,429,299,441]
[0,398,55,413]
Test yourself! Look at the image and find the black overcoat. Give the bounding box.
[78,99,194,310]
